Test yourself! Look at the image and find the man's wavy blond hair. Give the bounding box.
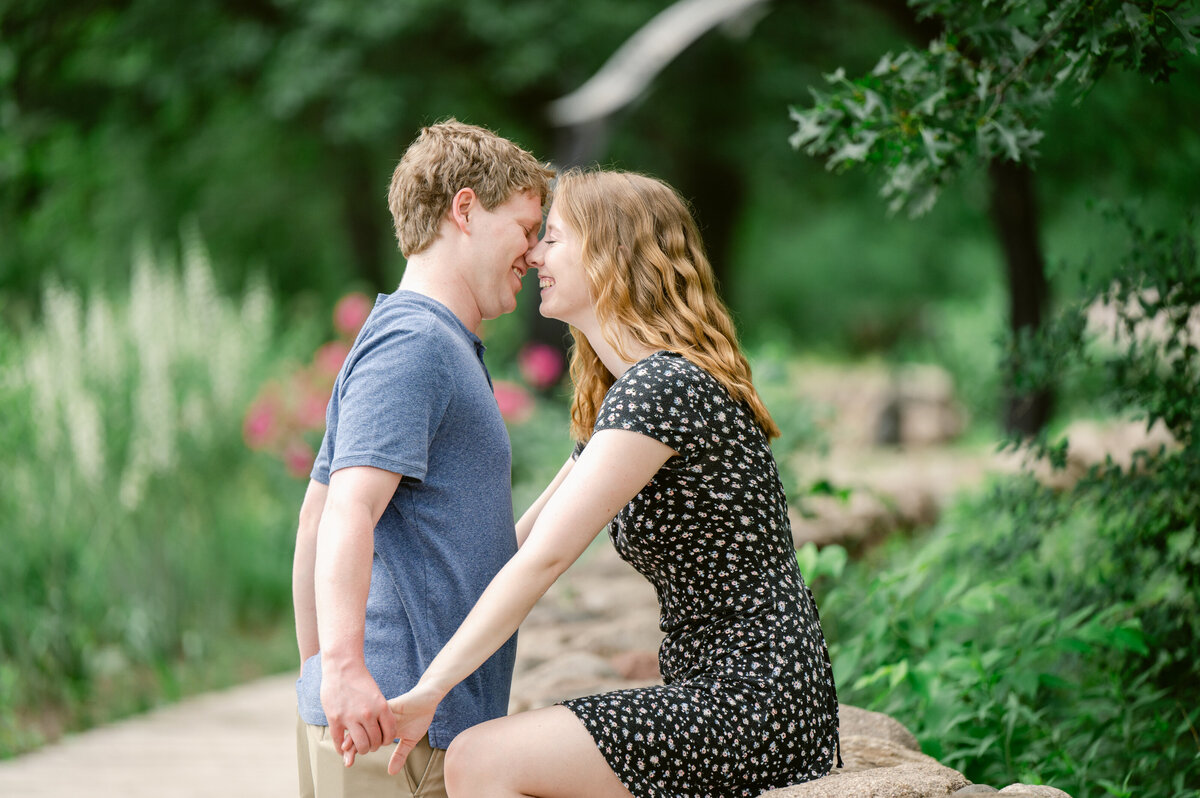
[388,119,555,257]
[556,168,780,442]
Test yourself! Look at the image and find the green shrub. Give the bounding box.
[0,239,305,756]
[822,489,1198,797]
[819,210,1200,797]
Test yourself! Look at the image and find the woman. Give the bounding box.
[358,169,840,797]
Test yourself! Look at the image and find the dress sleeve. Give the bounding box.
[592,354,709,457]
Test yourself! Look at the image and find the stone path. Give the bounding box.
[0,673,300,797]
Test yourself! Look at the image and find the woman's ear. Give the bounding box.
[450,187,477,233]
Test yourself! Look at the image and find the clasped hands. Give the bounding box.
[329,682,441,776]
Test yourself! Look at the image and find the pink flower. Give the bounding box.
[243,392,281,451]
[518,342,565,390]
[333,292,372,339]
[282,438,316,479]
[294,379,330,430]
[314,341,352,379]
[493,380,534,424]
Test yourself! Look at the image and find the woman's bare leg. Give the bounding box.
[444,705,633,798]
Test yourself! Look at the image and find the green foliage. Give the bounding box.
[0,243,306,756]
[790,0,1200,214]
[822,211,1200,796]
[507,395,574,517]
[824,491,1199,797]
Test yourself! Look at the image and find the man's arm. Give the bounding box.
[293,479,329,664]
[315,465,402,762]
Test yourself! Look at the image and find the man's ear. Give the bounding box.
[450,188,477,233]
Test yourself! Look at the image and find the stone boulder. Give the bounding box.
[837,705,920,752]
[760,708,970,797]
[996,785,1073,797]
[762,760,970,798]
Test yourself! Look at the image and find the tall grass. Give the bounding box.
[0,237,303,756]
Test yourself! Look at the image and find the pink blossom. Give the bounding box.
[333,292,372,338]
[282,438,316,479]
[243,393,281,451]
[493,380,534,424]
[518,342,565,390]
[314,340,352,379]
[294,380,330,430]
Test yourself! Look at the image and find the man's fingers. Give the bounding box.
[387,737,417,776]
[330,721,348,752]
[348,725,371,756]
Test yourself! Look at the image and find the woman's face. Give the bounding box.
[526,203,594,327]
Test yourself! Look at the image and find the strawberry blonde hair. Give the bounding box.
[556,168,780,442]
[388,119,555,257]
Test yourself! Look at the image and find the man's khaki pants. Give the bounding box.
[297,716,447,798]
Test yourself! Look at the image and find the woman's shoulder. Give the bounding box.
[623,350,708,385]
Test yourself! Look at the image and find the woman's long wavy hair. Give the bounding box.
[556,168,780,442]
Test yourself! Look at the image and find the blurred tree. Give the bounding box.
[789,0,1200,432]
[0,0,648,309]
[4,0,1195,394]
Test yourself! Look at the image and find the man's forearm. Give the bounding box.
[314,499,376,669]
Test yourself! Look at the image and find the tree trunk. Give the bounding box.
[338,146,390,292]
[988,158,1053,435]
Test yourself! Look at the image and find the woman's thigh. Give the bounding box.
[444,705,633,798]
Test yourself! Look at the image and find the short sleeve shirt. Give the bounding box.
[297,291,517,749]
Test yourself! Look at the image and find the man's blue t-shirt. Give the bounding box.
[297,290,517,749]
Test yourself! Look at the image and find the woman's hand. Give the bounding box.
[337,682,442,771]
[386,684,443,775]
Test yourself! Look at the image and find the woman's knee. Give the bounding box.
[444,724,497,795]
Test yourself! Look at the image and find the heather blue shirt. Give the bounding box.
[297,290,517,749]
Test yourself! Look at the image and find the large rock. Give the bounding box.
[759,723,971,797]
[837,735,948,772]
[761,760,970,798]
[996,785,1072,797]
[568,615,664,657]
[789,362,966,449]
[838,705,920,752]
[509,650,662,712]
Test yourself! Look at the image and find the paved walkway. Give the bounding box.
[0,674,300,797]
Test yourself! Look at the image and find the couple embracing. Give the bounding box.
[292,120,840,798]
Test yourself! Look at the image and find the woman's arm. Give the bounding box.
[514,455,575,548]
[370,429,675,773]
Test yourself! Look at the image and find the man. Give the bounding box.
[292,119,554,797]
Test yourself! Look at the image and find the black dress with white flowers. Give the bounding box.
[561,351,840,798]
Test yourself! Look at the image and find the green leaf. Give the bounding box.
[1162,11,1200,54]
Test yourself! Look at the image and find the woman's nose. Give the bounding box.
[526,240,545,267]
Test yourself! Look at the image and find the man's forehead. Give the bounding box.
[509,191,544,222]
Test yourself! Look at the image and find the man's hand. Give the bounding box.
[338,682,442,772]
[321,662,397,766]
